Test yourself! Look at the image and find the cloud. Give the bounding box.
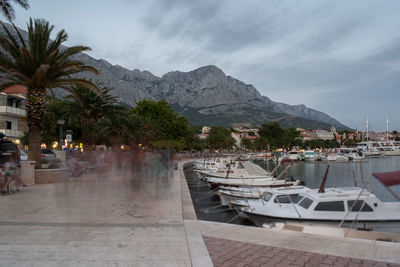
[11,0,400,129]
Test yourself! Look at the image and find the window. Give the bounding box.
[263,192,273,202]
[289,194,304,204]
[299,197,313,209]
[348,200,373,212]
[6,121,11,130]
[7,98,13,107]
[274,195,291,204]
[315,201,345,212]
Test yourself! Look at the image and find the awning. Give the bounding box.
[372,171,400,187]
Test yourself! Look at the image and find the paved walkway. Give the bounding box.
[0,155,212,266]
[204,236,399,267]
[198,220,400,265]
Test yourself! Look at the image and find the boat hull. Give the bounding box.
[244,210,400,232]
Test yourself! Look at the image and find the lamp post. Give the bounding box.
[57,120,65,150]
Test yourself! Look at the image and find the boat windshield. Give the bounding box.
[273,194,303,204]
[298,197,313,209]
[263,192,273,202]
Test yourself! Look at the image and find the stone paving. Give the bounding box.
[204,236,400,267]
[0,155,212,266]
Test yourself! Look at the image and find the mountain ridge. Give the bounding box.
[0,22,348,130]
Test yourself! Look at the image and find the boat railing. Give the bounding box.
[338,182,369,228]
[344,185,376,237]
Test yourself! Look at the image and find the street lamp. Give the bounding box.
[57,120,65,150]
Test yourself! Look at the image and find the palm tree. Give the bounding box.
[0,0,29,22]
[0,18,100,163]
[95,109,130,151]
[61,84,120,158]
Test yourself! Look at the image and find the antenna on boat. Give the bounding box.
[225,160,232,179]
[318,165,330,193]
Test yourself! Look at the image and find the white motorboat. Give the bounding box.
[218,183,300,206]
[357,142,382,157]
[303,150,316,162]
[241,186,400,231]
[320,153,347,161]
[204,160,296,188]
[217,186,266,206]
[287,151,302,161]
[199,161,272,180]
[206,176,294,189]
[341,148,365,161]
[193,157,236,171]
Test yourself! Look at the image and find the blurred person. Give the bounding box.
[67,154,83,177]
[2,157,21,194]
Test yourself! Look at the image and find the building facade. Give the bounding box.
[0,86,27,146]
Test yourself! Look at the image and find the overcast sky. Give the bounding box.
[12,0,400,131]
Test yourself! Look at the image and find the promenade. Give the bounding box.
[0,154,212,266]
[0,155,399,266]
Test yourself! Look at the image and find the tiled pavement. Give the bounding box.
[204,236,400,267]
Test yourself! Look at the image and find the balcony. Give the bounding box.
[0,106,26,117]
[0,129,24,138]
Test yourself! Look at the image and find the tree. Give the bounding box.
[0,0,29,22]
[241,137,254,151]
[61,84,120,158]
[207,126,235,150]
[0,19,99,163]
[131,99,190,141]
[95,108,130,151]
[258,122,284,148]
[253,137,269,151]
[282,127,300,149]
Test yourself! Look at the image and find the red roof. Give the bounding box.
[2,85,27,95]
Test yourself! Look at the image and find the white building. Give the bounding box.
[314,129,334,140]
[0,86,27,146]
[201,126,210,134]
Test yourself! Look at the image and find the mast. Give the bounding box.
[365,117,369,141]
[318,165,330,193]
[386,115,389,142]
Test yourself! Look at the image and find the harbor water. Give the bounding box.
[184,156,400,231]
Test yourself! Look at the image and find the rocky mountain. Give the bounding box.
[76,60,347,129]
[1,22,348,130]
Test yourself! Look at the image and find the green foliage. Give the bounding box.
[258,122,284,148]
[304,139,340,149]
[253,137,269,151]
[241,138,254,151]
[258,122,300,149]
[151,138,185,152]
[207,126,235,150]
[131,99,190,141]
[0,0,29,22]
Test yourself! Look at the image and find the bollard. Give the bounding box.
[55,150,66,167]
[20,160,36,185]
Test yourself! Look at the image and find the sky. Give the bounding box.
[11,0,400,131]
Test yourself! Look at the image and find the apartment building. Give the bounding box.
[0,86,27,146]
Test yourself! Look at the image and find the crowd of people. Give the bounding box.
[0,148,209,196]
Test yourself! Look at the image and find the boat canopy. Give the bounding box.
[372,171,400,187]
